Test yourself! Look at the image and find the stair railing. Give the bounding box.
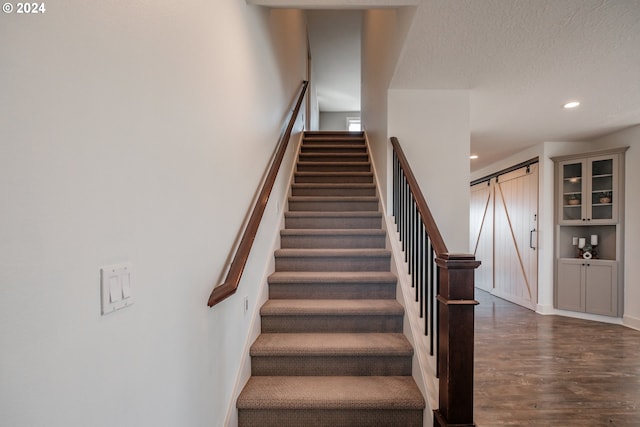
[208,81,308,307]
[390,136,480,427]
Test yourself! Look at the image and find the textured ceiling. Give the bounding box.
[392,0,640,170]
[252,0,640,171]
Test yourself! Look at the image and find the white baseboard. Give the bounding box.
[223,285,265,427]
[223,132,304,427]
[535,303,555,315]
[490,288,536,311]
[488,291,633,329]
[623,314,640,331]
[550,308,623,326]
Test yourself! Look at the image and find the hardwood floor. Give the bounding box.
[474,290,640,426]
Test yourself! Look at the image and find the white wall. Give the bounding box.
[308,42,320,131]
[0,3,307,427]
[309,78,321,131]
[307,10,362,112]
[588,125,640,329]
[319,111,360,130]
[361,7,415,206]
[388,90,471,253]
[363,8,472,254]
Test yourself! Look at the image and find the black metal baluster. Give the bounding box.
[400,171,405,250]
[391,138,478,426]
[410,194,415,276]
[392,151,397,220]
[410,197,416,287]
[396,153,401,230]
[393,155,439,369]
[416,202,420,294]
[435,265,441,378]
[424,236,429,335]
[428,241,435,354]
[408,192,412,279]
[410,197,418,290]
[423,224,427,319]
[396,155,401,233]
[418,220,424,314]
[400,172,405,250]
[404,175,409,262]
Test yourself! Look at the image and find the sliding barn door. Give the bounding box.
[470,181,493,292]
[493,164,539,310]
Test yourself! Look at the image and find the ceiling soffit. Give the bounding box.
[247,0,418,9]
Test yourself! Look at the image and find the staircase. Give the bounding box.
[237,131,425,427]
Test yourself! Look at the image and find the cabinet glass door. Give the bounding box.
[562,161,583,222]
[590,158,614,221]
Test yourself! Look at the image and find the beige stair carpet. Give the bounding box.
[237,131,425,427]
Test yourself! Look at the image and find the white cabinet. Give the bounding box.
[552,147,628,318]
[557,259,618,316]
[558,154,619,225]
[556,259,584,312]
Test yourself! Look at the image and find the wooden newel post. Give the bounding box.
[433,253,481,427]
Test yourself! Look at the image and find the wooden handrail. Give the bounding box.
[390,136,480,427]
[208,81,308,307]
[390,136,448,257]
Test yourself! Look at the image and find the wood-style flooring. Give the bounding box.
[474,290,640,427]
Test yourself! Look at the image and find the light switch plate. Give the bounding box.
[101,263,134,315]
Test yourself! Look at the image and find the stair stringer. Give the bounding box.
[364,132,438,427]
[223,132,305,427]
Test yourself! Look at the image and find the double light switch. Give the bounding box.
[100,263,134,315]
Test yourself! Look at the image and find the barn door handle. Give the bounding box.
[529,228,537,250]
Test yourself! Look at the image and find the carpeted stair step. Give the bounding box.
[260,299,404,333]
[304,131,364,137]
[284,211,382,229]
[296,161,371,173]
[280,229,385,249]
[301,138,366,146]
[303,132,365,143]
[294,171,374,184]
[237,376,425,427]
[300,144,367,154]
[298,152,369,163]
[291,183,376,197]
[275,248,391,272]
[250,332,412,376]
[237,131,424,426]
[268,271,397,300]
[288,196,379,212]
[302,138,365,145]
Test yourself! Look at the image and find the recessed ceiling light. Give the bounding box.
[470,155,479,160]
[563,101,580,109]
